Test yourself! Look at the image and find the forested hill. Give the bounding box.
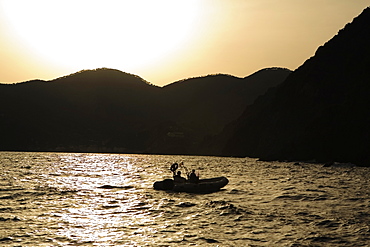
[0,67,290,154]
[222,7,370,166]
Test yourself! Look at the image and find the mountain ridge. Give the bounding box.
[0,67,291,154]
[222,7,370,165]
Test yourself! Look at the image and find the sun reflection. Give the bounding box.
[58,190,157,244]
[33,153,164,244]
[45,153,153,243]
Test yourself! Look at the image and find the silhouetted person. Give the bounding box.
[170,162,179,176]
[188,169,199,183]
[174,171,186,183]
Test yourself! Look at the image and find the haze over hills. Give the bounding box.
[0,67,290,154]
[222,7,370,166]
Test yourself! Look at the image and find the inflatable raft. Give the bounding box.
[153,176,229,193]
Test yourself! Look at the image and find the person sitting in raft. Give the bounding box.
[188,169,199,183]
[173,171,187,183]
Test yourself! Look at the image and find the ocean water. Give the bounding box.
[0,152,369,246]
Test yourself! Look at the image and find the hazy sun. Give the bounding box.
[1,0,202,73]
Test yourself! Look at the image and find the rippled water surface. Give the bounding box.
[1,152,370,246]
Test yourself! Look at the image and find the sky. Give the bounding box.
[0,0,369,87]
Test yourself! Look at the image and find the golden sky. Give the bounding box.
[0,0,369,86]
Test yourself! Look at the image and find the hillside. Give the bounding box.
[0,68,162,152]
[0,67,291,154]
[223,8,370,165]
[161,68,291,135]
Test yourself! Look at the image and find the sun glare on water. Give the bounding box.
[1,0,202,74]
